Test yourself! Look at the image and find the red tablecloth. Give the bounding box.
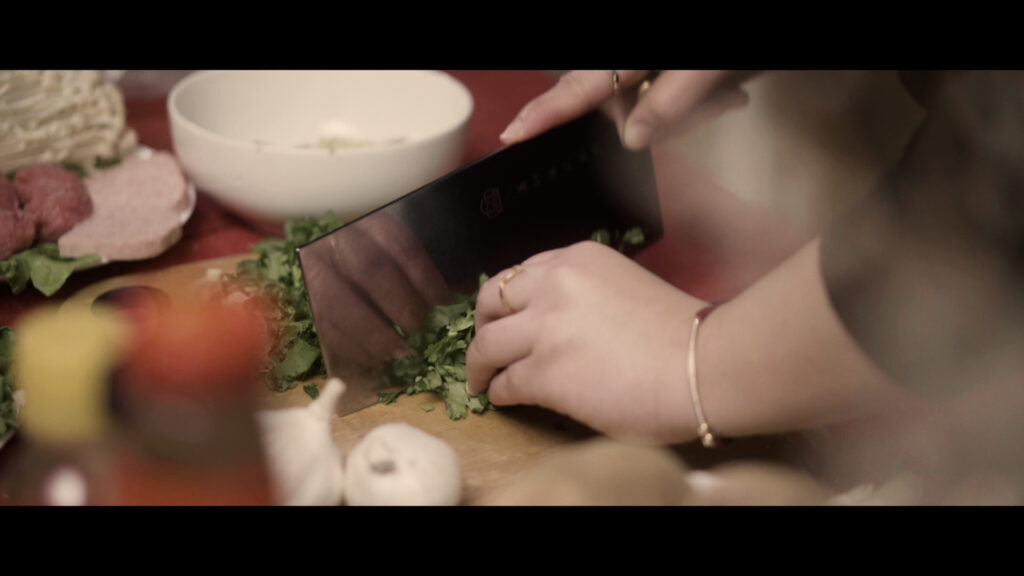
[2,70,790,328]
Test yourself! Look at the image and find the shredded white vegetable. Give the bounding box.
[0,70,137,174]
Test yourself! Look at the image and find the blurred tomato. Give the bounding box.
[121,298,273,404]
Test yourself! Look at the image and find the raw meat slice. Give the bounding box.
[23,185,93,242]
[0,210,36,261]
[13,164,92,241]
[0,180,18,211]
[13,164,84,205]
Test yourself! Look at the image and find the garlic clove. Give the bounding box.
[256,378,347,506]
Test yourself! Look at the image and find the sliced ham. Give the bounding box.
[85,152,188,213]
[58,152,188,262]
[58,205,182,261]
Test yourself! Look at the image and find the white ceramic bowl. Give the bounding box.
[168,70,473,227]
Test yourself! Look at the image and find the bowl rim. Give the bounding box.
[166,69,474,158]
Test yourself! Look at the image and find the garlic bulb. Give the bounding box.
[256,378,346,506]
[345,423,461,506]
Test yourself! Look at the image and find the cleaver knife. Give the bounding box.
[297,111,662,416]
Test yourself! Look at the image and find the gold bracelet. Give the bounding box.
[688,303,724,448]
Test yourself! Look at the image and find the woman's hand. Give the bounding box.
[499,70,754,150]
[466,241,708,444]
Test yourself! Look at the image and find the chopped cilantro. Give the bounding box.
[379,275,495,420]
[378,391,401,405]
[224,212,342,392]
[591,226,646,253]
[590,228,612,245]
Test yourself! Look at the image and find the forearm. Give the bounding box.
[695,238,919,438]
[690,71,1024,441]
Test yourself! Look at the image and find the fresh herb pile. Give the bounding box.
[0,326,18,437]
[224,212,343,395]
[379,277,494,420]
[0,244,101,297]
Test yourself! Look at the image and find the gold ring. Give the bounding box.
[637,71,660,100]
[498,265,525,314]
[608,70,620,94]
[638,79,653,100]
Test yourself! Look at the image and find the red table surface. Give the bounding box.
[0,70,757,329]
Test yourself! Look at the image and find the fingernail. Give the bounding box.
[501,101,535,145]
[499,117,524,144]
[623,120,653,150]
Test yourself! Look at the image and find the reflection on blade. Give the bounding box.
[299,112,662,417]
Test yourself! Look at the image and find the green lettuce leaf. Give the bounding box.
[1,326,18,436]
[0,243,101,297]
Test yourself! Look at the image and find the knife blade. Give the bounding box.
[298,111,662,416]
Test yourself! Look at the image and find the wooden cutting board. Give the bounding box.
[63,255,596,504]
